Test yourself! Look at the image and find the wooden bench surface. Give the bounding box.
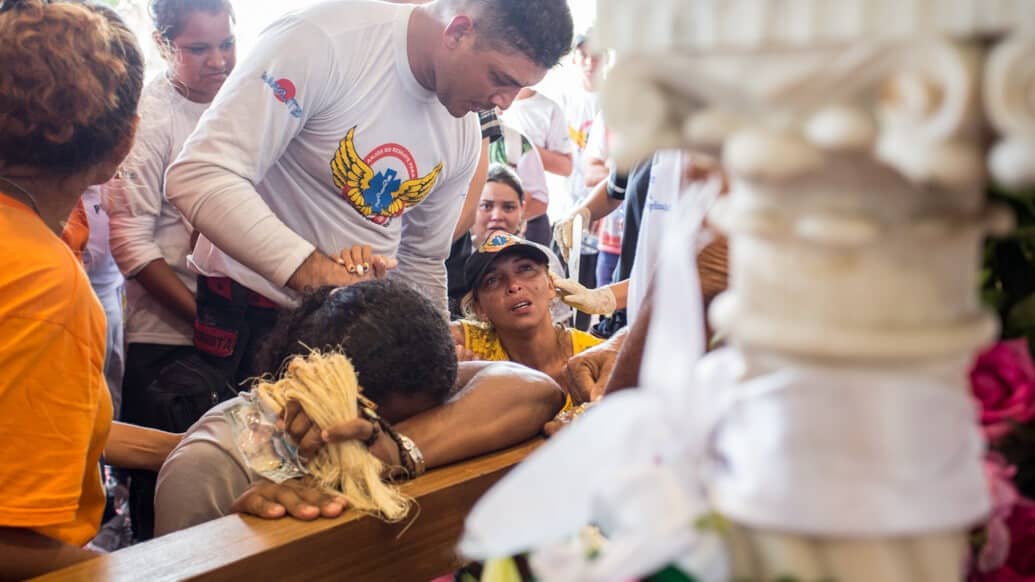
[35,440,540,582]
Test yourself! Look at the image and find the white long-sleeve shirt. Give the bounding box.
[104,75,207,346]
[166,1,480,309]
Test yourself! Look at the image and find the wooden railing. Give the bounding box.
[35,440,540,582]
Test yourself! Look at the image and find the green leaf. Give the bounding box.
[982,286,1007,312]
[1006,293,1035,336]
[645,565,699,582]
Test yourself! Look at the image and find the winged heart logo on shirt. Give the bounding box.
[330,127,443,226]
[568,119,594,151]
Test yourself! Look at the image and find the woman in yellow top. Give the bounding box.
[451,230,603,410]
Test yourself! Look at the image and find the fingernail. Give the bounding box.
[321,429,330,442]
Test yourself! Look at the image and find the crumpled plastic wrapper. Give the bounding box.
[225,391,308,483]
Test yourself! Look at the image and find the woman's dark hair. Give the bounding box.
[149,0,235,41]
[0,0,144,175]
[485,162,524,203]
[256,279,458,407]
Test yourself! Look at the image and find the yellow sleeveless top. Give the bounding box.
[458,320,603,411]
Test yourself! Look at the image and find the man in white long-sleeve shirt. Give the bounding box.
[166,0,573,381]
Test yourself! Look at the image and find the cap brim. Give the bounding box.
[465,242,550,292]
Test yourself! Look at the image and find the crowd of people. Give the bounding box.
[0,0,727,578]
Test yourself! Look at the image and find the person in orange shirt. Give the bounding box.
[0,1,180,577]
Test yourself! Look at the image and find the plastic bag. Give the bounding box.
[225,391,308,483]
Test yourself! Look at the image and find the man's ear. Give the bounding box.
[443,15,475,49]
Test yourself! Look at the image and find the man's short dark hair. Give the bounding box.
[255,280,457,406]
[471,0,573,69]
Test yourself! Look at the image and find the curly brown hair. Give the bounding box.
[255,280,458,408]
[0,0,144,175]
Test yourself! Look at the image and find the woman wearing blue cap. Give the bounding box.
[451,230,604,409]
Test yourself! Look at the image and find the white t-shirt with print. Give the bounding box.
[502,91,572,156]
[105,75,207,346]
[167,1,481,310]
[556,87,599,216]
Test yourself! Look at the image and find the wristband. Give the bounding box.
[606,167,628,200]
[479,109,504,143]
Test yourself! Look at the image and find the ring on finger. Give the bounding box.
[355,264,366,276]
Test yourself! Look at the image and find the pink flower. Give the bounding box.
[977,454,1020,572]
[971,566,1034,582]
[971,339,1035,442]
[1003,501,1035,576]
[972,463,1035,582]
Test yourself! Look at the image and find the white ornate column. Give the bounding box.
[593,1,1032,580]
[457,3,1035,580]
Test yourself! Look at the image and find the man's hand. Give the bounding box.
[230,476,347,520]
[552,207,591,262]
[563,338,620,403]
[551,273,617,316]
[286,251,362,292]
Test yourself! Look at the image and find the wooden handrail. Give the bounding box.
[35,440,540,582]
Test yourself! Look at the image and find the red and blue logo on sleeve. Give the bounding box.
[261,72,303,118]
